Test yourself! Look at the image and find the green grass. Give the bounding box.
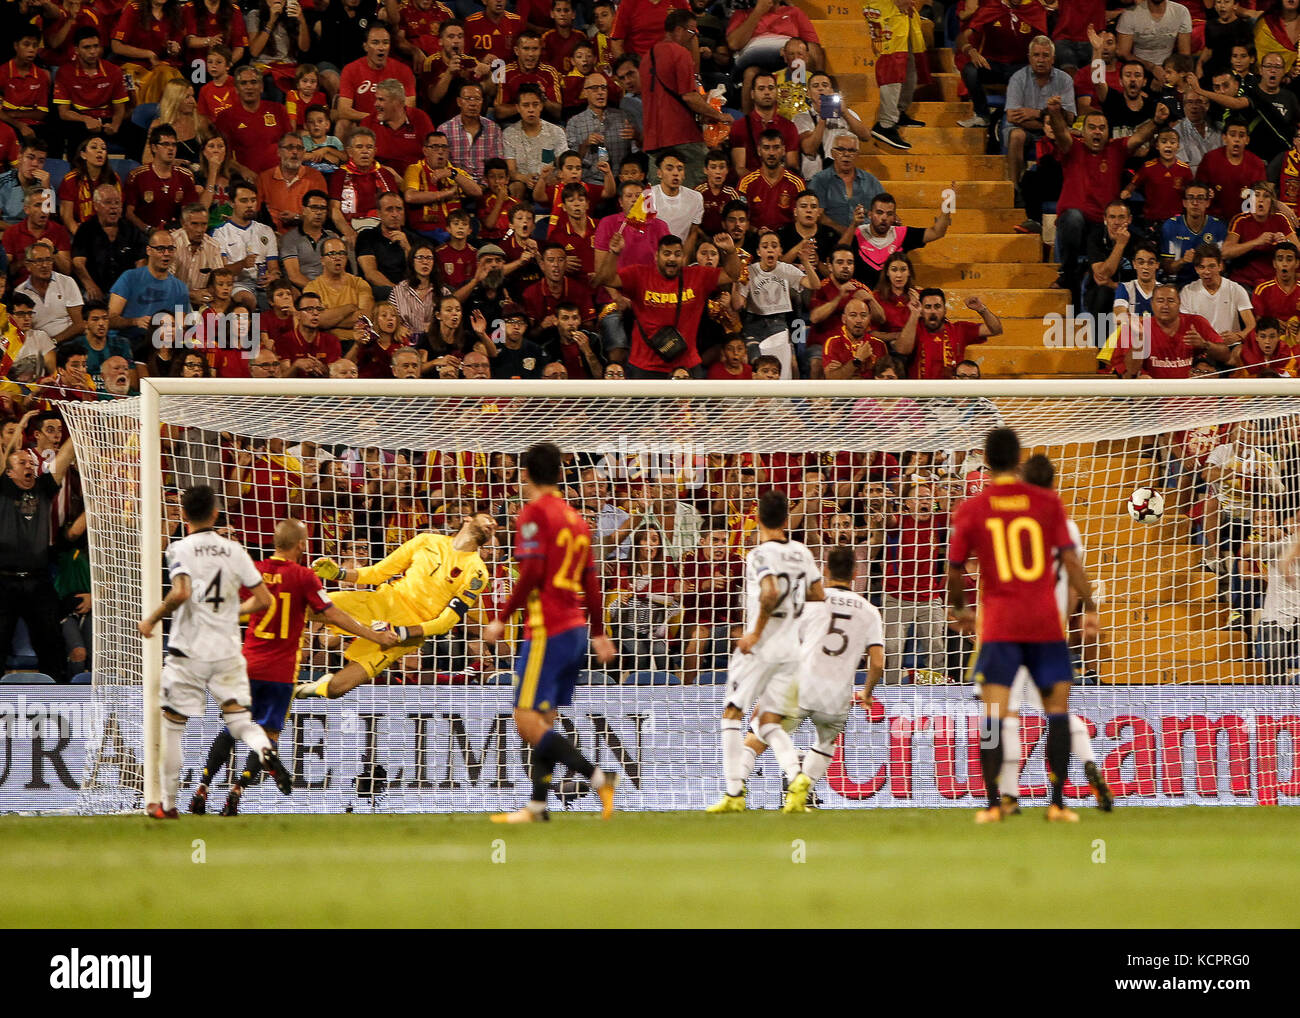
[2,808,1296,928]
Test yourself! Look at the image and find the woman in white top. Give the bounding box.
[732,228,820,378]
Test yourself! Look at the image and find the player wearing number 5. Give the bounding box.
[190,519,398,816]
[483,442,618,824]
[947,428,1101,824]
[709,490,826,813]
[296,512,498,699]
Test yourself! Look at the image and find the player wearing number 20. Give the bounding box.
[709,491,826,814]
[947,429,1101,824]
[190,519,398,816]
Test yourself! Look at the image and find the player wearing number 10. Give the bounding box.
[483,442,618,824]
[947,429,1101,824]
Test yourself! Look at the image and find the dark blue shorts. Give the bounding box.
[248,679,294,733]
[513,625,587,712]
[971,641,1074,693]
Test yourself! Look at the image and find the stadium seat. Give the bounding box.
[70,672,93,685]
[130,103,159,130]
[43,158,70,190]
[578,670,617,685]
[1,672,55,684]
[109,157,141,179]
[627,671,681,686]
[695,671,728,685]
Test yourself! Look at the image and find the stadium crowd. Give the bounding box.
[2,0,1300,683]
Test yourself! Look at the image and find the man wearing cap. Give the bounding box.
[459,242,520,332]
[487,302,546,378]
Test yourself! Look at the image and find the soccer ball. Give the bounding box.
[1127,487,1165,523]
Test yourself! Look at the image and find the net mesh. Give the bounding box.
[61,387,1300,813]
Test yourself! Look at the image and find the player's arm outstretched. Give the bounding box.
[313,602,401,648]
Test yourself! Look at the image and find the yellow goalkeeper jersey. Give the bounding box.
[356,533,489,623]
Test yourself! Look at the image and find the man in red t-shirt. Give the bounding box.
[188,518,389,817]
[465,0,524,62]
[728,72,800,176]
[337,24,417,133]
[643,11,731,187]
[216,67,291,174]
[1045,98,1163,294]
[371,82,435,173]
[54,29,129,157]
[881,479,950,685]
[0,29,51,140]
[1197,118,1267,223]
[277,293,343,376]
[1125,282,1230,377]
[592,229,744,377]
[822,297,888,378]
[1252,244,1300,341]
[123,125,200,232]
[897,289,1001,379]
[737,130,804,230]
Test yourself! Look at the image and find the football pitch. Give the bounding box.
[2,808,1296,928]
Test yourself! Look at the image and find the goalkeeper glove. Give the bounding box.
[312,557,342,581]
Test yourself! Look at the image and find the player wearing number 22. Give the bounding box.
[483,441,618,824]
[190,520,396,816]
[947,428,1100,824]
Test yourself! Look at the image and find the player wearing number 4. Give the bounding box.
[709,490,826,814]
[138,486,295,819]
[947,429,1102,824]
[190,519,399,816]
[483,441,618,824]
[296,512,497,699]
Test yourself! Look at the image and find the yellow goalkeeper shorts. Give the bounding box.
[327,588,426,679]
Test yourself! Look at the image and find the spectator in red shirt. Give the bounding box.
[278,292,343,377]
[706,334,754,379]
[808,245,877,375]
[372,79,435,174]
[328,128,403,245]
[1223,182,1300,288]
[1045,97,1164,296]
[822,297,888,379]
[881,479,951,684]
[542,0,584,72]
[737,130,805,230]
[729,71,801,176]
[464,0,524,63]
[181,0,249,66]
[110,0,186,104]
[1074,27,1121,118]
[547,182,599,282]
[4,189,72,284]
[522,242,596,331]
[123,125,201,233]
[1123,282,1230,377]
[611,0,689,59]
[337,23,417,138]
[1196,117,1268,223]
[1121,126,1194,227]
[53,28,129,161]
[0,28,52,143]
[495,30,564,121]
[643,10,732,188]
[395,0,454,67]
[215,66,291,174]
[897,289,1002,379]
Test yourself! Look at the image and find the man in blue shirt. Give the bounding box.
[809,132,881,229]
[1160,181,1228,286]
[107,229,192,364]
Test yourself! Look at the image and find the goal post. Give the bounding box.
[60,379,1300,814]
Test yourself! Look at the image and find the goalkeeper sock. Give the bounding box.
[236,750,263,789]
[201,728,236,785]
[998,716,1021,799]
[536,730,594,780]
[1069,714,1095,765]
[1046,713,1070,808]
[758,722,800,781]
[160,714,187,812]
[978,716,1002,810]
[721,719,746,797]
[223,708,272,759]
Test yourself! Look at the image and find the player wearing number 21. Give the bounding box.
[190,519,398,816]
[483,441,618,824]
[296,511,497,699]
[709,490,826,814]
[947,428,1101,824]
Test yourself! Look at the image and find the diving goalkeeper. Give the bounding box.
[294,511,498,699]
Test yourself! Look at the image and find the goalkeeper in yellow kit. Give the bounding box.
[294,511,498,699]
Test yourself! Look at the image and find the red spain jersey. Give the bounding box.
[513,491,594,638]
[907,319,985,379]
[0,61,50,124]
[1126,157,1191,222]
[1251,278,1300,337]
[542,28,584,73]
[242,557,331,684]
[53,59,128,120]
[500,62,562,106]
[464,10,523,62]
[823,327,888,376]
[232,454,304,553]
[198,79,238,120]
[737,168,804,231]
[948,477,1075,643]
[400,0,454,50]
[1142,312,1219,378]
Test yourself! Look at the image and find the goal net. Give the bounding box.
[60,380,1300,814]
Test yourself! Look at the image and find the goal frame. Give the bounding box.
[134,376,1300,806]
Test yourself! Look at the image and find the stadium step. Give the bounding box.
[976,346,1096,376]
[1107,629,1244,663]
[941,288,1069,317]
[1104,570,1219,604]
[867,126,988,155]
[894,208,1030,233]
[918,262,1058,288]
[863,154,1007,180]
[909,233,1039,264]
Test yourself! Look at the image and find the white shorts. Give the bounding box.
[726,652,798,713]
[759,663,801,718]
[1007,666,1044,714]
[161,653,251,718]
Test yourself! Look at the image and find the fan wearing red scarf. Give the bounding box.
[896,288,1002,379]
[328,128,402,245]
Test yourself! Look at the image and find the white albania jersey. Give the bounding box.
[797,586,884,716]
[1054,519,1083,618]
[744,539,821,661]
[165,529,263,660]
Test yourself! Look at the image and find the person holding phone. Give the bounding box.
[794,71,872,182]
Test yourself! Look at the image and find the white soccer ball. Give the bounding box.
[1127,487,1165,524]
